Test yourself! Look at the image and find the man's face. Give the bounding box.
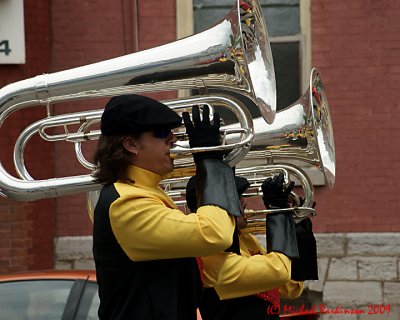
[131,131,177,176]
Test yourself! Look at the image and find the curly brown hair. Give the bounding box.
[92,134,140,185]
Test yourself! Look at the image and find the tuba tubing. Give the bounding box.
[13,94,254,181]
[161,164,315,210]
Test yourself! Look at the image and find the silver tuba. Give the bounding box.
[0,0,276,201]
[161,68,335,221]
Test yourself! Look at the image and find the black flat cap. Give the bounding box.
[185,175,250,212]
[101,94,182,136]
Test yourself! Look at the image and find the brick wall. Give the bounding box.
[306,233,400,319]
[0,0,54,273]
[311,0,400,232]
[50,0,129,238]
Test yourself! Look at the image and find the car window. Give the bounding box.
[75,281,100,320]
[0,279,74,320]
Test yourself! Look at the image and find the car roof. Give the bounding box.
[0,270,96,282]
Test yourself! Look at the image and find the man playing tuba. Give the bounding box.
[92,95,241,320]
[186,173,318,320]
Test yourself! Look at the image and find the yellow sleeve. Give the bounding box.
[109,186,235,261]
[247,234,304,298]
[279,280,304,299]
[202,251,292,300]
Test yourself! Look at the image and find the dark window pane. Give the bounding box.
[194,0,236,7]
[263,6,300,36]
[193,0,232,33]
[194,0,299,36]
[271,42,300,110]
[194,9,227,32]
[260,0,299,4]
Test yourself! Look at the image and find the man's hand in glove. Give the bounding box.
[183,106,242,217]
[263,173,299,259]
[262,172,294,208]
[182,105,223,163]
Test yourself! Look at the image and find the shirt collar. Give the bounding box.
[126,165,162,188]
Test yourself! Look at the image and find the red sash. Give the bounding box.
[256,288,280,307]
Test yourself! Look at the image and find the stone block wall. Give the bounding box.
[55,233,400,319]
[304,233,400,320]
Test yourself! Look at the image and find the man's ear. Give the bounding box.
[122,136,138,155]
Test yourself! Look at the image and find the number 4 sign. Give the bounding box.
[0,0,26,64]
[0,41,12,56]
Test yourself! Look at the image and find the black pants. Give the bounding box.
[200,288,279,320]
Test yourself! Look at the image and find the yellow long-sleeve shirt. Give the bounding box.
[109,165,236,261]
[201,232,303,300]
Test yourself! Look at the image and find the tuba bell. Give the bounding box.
[222,67,335,233]
[226,68,335,192]
[0,0,276,201]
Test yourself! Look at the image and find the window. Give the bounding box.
[0,280,73,320]
[0,278,100,320]
[76,282,100,320]
[176,0,311,111]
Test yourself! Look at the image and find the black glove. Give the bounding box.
[262,173,294,208]
[264,173,299,259]
[266,212,299,259]
[291,218,319,281]
[195,159,242,217]
[182,105,223,163]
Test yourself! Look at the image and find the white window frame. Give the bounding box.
[176,0,311,92]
